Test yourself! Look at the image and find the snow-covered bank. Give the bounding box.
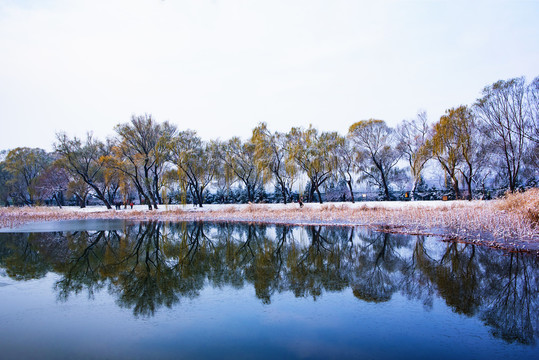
[62,200,480,212]
[0,198,537,254]
[61,199,481,214]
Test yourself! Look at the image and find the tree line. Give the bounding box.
[0,76,537,208]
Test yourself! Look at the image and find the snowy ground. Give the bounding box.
[66,200,484,213]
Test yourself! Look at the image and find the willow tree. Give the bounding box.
[67,178,91,208]
[109,114,177,209]
[55,132,113,209]
[455,107,484,200]
[348,119,401,201]
[426,106,480,199]
[475,77,529,192]
[396,112,431,200]
[252,123,297,204]
[4,147,51,205]
[287,126,339,204]
[218,137,263,203]
[334,135,360,203]
[172,130,219,207]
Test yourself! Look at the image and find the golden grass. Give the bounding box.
[495,188,539,225]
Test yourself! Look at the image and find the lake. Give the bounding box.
[0,220,537,359]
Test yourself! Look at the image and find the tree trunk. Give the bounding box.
[134,183,153,210]
[411,178,419,201]
[154,174,162,204]
[452,177,460,200]
[347,179,355,203]
[53,194,62,209]
[246,184,252,203]
[466,178,473,201]
[91,186,112,209]
[376,162,391,201]
[315,186,323,204]
[146,185,158,209]
[77,195,86,208]
[197,186,204,208]
[140,189,153,210]
[278,180,288,205]
[380,173,391,201]
[504,150,516,192]
[308,186,315,203]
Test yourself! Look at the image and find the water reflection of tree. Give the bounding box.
[0,223,538,344]
[480,252,538,345]
[350,231,407,303]
[242,224,286,304]
[52,222,200,317]
[0,233,54,280]
[400,236,436,309]
[55,230,111,299]
[207,222,247,290]
[286,226,349,300]
[112,222,186,317]
[415,241,480,316]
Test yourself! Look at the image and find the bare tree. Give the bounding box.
[396,111,431,200]
[109,114,177,209]
[172,130,219,207]
[348,120,401,200]
[287,126,339,204]
[252,123,297,204]
[34,162,69,208]
[218,137,264,203]
[334,135,360,203]
[524,77,539,183]
[55,132,113,209]
[474,77,529,192]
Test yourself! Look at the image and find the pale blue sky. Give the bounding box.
[1,0,538,151]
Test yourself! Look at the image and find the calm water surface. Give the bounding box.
[0,220,537,359]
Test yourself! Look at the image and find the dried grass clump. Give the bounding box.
[129,210,147,217]
[496,188,539,225]
[243,204,258,213]
[222,206,238,213]
[321,204,346,212]
[354,205,379,213]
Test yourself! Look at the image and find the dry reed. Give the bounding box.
[495,188,539,225]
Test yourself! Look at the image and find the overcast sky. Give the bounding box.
[1,0,538,151]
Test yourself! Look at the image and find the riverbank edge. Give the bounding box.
[1,201,538,255]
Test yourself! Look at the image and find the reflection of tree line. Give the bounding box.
[0,222,538,344]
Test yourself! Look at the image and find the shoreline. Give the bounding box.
[1,200,538,255]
